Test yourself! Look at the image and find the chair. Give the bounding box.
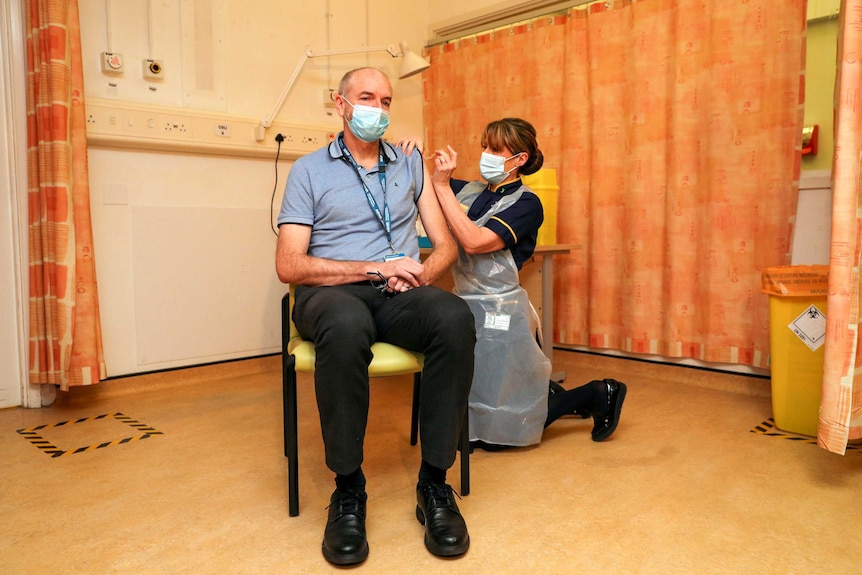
[282,285,470,516]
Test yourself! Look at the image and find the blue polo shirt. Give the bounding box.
[451,178,544,270]
[279,134,423,263]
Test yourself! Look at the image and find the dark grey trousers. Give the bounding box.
[293,284,476,476]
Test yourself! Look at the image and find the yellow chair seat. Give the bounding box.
[287,339,425,375]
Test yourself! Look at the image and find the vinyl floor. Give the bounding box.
[1,350,860,574]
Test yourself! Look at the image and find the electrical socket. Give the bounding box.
[323,88,336,108]
[101,52,124,74]
[163,120,188,133]
[143,59,164,80]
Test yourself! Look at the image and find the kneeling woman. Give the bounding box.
[428,118,626,449]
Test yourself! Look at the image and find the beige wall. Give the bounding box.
[803,18,839,172]
[795,17,838,270]
[81,0,429,140]
[0,0,29,407]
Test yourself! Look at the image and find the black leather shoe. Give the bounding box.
[322,488,369,566]
[415,482,470,557]
[591,379,627,442]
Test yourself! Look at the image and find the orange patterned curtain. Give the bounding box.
[819,0,862,454]
[26,0,105,390]
[424,0,806,369]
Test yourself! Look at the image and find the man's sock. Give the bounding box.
[418,460,446,485]
[335,467,366,492]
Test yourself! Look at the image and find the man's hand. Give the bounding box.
[379,256,426,292]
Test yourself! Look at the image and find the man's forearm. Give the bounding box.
[420,238,457,285]
[277,252,379,286]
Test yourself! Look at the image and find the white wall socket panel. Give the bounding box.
[143,59,164,80]
[101,52,124,74]
[85,98,337,159]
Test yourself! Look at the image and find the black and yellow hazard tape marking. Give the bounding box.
[17,412,163,458]
[750,418,861,452]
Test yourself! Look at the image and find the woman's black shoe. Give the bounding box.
[591,379,627,442]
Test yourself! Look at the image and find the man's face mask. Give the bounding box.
[342,97,390,142]
[479,152,522,186]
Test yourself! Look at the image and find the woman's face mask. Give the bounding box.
[479,152,522,185]
[342,97,390,142]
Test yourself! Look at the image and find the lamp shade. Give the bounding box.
[398,42,430,79]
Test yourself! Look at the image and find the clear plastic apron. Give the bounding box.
[454,182,551,446]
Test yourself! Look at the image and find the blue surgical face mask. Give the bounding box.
[342,97,390,142]
[480,152,522,185]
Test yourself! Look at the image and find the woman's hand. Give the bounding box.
[430,145,458,186]
[396,137,424,156]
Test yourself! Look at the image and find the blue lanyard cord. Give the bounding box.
[338,136,393,250]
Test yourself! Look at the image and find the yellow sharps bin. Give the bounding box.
[522,169,558,246]
[760,265,828,437]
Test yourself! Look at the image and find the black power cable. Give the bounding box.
[270,133,285,236]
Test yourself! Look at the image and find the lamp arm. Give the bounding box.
[308,44,398,59]
[260,49,313,130]
[255,44,400,142]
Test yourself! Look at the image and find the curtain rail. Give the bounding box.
[429,0,836,48]
[428,0,595,46]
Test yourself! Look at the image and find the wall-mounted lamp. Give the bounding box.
[255,41,430,142]
[802,125,818,156]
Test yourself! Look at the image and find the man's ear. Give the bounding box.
[334,94,348,119]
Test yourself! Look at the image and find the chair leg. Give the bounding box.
[410,373,421,446]
[460,406,470,495]
[410,372,468,494]
[283,353,299,517]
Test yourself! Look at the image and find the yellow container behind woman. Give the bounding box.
[522,168,558,246]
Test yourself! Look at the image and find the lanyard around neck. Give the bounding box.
[338,135,393,251]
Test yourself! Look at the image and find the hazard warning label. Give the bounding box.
[788,305,827,352]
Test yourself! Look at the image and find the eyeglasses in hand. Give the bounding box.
[367,271,392,297]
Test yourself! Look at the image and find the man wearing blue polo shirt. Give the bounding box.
[276,67,475,566]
